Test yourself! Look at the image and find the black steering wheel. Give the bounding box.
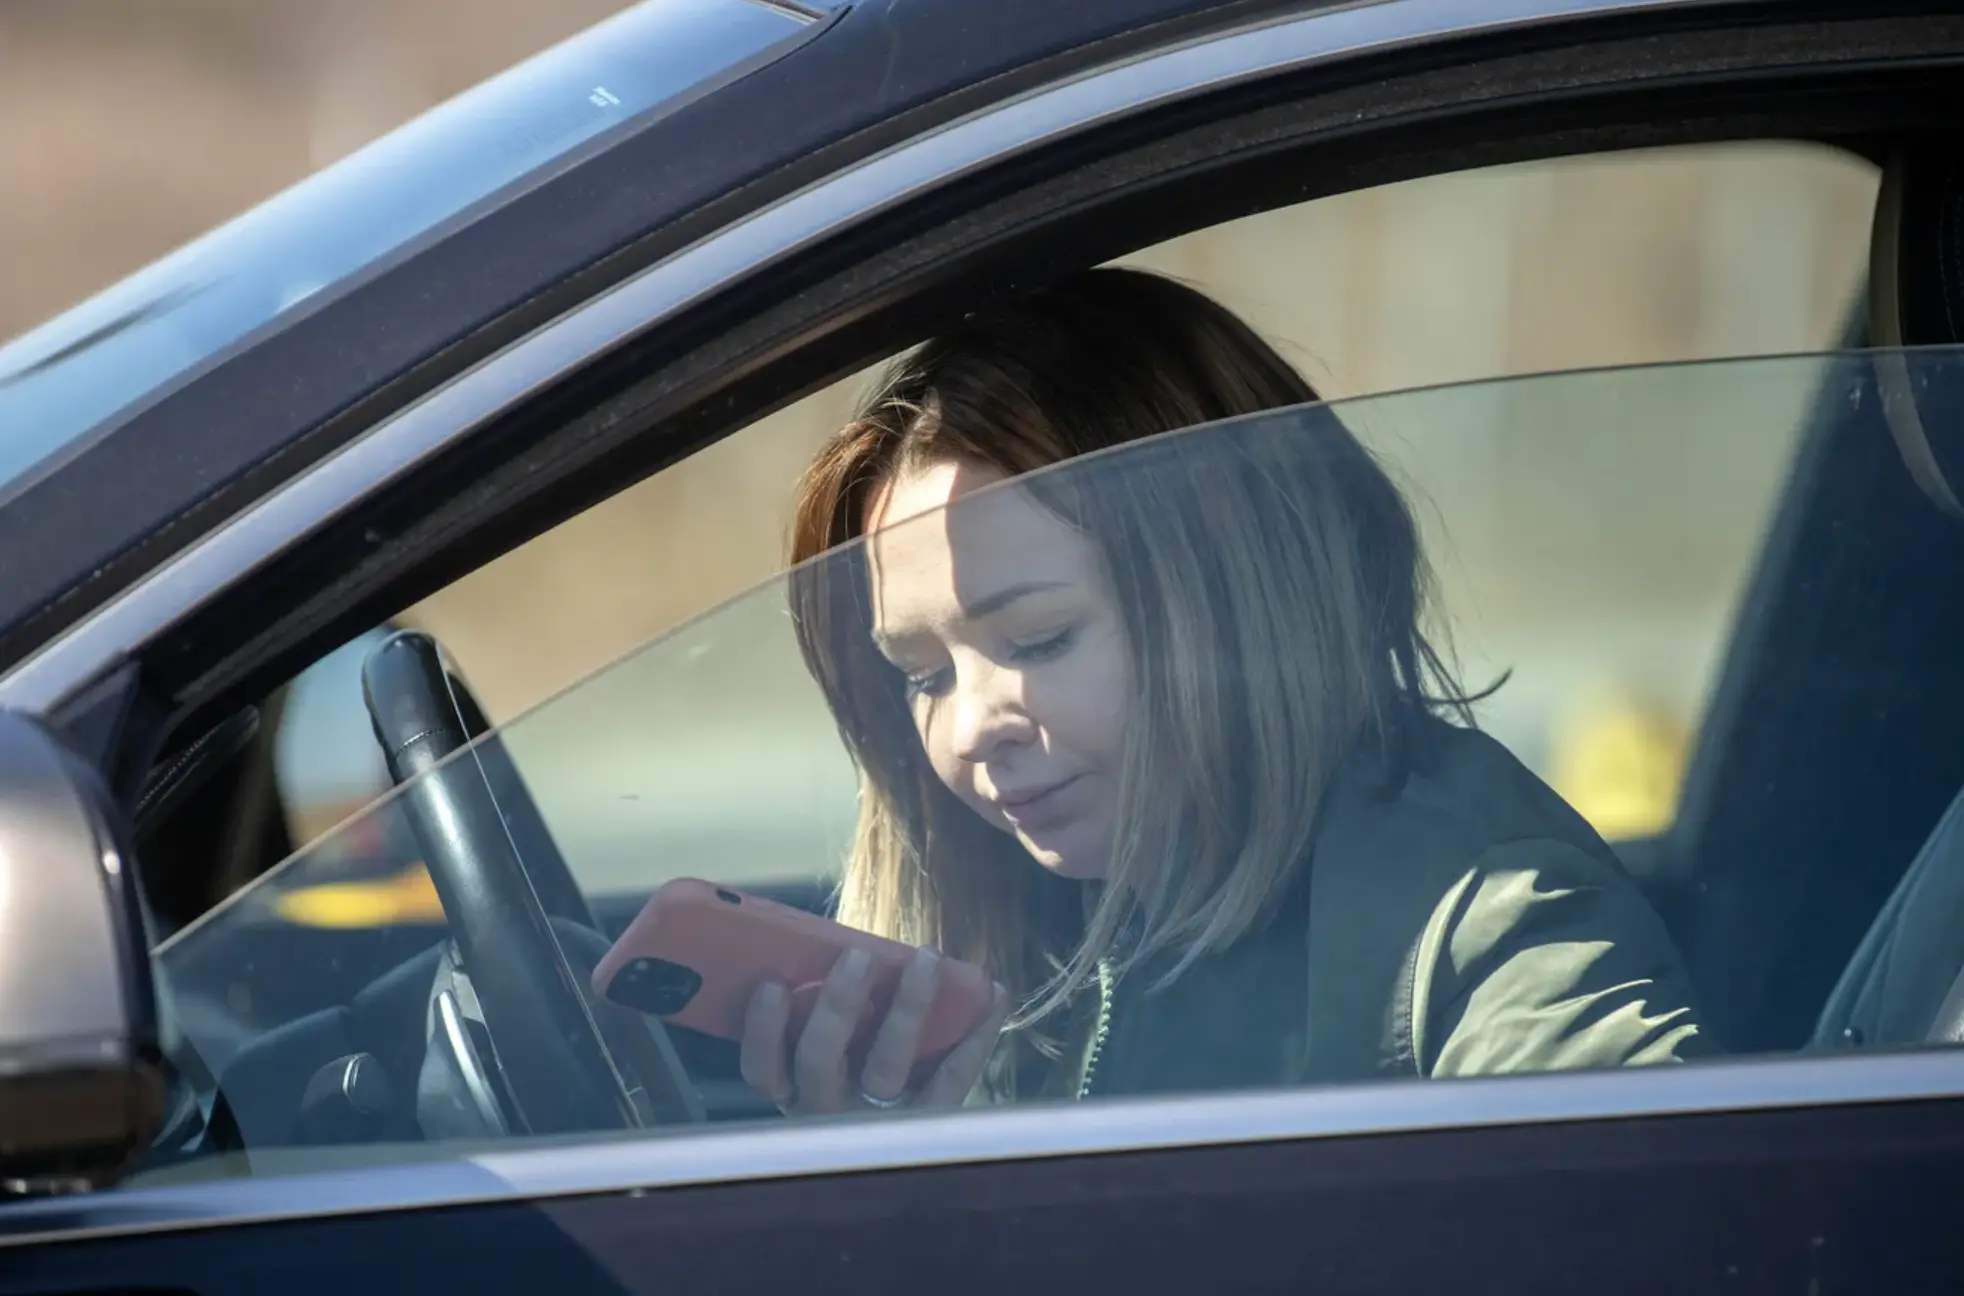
[360,630,701,1135]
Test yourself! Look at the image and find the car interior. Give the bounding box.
[75,39,1964,1169]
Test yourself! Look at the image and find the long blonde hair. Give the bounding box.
[787,268,1473,1025]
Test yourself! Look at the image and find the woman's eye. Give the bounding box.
[903,666,953,700]
[1009,628,1074,663]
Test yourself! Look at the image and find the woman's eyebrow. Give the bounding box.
[961,579,1069,620]
[870,580,1072,653]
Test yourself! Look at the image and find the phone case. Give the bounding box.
[592,878,995,1073]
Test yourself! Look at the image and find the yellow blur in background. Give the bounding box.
[274,864,444,929]
[1547,692,1691,842]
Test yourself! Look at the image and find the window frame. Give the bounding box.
[4,1047,1963,1247]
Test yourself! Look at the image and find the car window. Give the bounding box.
[148,348,1964,1182]
[392,141,1877,851]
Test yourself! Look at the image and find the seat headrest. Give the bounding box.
[1868,148,1964,519]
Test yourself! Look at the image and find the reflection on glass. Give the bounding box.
[146,344,1952,1188]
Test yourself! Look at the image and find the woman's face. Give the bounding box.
[865,458,1131,880]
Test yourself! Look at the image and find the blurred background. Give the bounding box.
[2,2,1880,904]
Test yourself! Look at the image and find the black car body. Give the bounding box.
[3,0,1964,1290]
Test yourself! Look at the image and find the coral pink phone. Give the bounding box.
[593,879,994,1075]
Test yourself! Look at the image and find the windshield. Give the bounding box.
[0,0,810,504]
[133,348,1962,1187]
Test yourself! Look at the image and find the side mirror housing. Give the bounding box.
[0,711,165,1195]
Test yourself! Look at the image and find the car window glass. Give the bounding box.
[150,349,1964,1184]
[389,141,1877,851]
[275,628,397,850]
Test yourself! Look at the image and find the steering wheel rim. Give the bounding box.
[360,630,700,1133]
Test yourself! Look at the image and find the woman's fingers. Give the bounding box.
[739,980,794,1108]
[918,981,1012,1108]
[792,947,874,1110]
[743,950,1003,1116]
[858,947,941,1103]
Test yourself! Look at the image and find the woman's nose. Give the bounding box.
[948,664,1031,764]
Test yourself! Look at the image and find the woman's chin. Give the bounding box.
[1016,829,1110,880]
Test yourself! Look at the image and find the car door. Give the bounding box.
[7,0,1964,1291]
[7,349,1964,1294]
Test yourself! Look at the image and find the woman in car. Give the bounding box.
[739,267,1714,1114]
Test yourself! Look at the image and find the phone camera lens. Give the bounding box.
[607,957,703,1016]
[713,888,741,905]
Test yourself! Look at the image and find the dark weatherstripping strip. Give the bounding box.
[0,1046,1961,1248]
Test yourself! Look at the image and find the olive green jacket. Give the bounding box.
[982,720,1715,1103]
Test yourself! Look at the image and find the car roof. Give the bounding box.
[0,0,833,505]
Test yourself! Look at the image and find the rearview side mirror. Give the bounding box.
[0,711,165,1195]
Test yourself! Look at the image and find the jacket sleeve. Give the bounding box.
[1411,836,1718,1076]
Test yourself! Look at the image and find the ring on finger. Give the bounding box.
[859,1087,907,1110]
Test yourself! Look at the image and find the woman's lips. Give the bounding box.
[994,774,1083,829]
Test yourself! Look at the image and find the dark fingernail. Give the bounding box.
[843,947,871,981]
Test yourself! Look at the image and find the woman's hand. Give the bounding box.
[739,945,1011,1115]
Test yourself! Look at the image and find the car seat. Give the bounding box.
[1813,147,1964,1050]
